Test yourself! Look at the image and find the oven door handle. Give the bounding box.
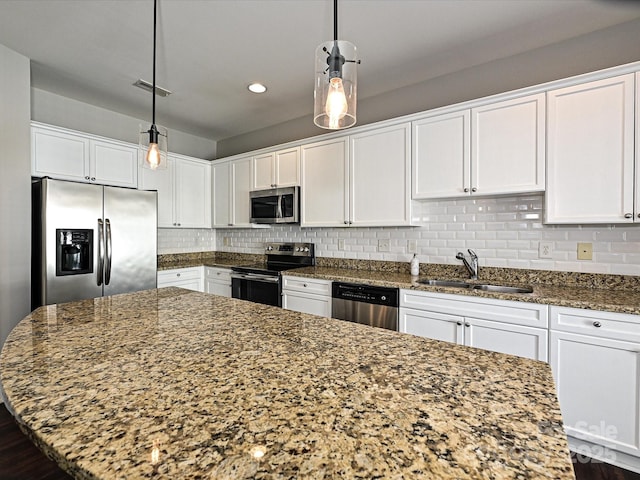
[231,273,280,283]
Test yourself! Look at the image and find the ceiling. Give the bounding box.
[0,0,639,142]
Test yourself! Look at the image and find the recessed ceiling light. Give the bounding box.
[248,83,267,94]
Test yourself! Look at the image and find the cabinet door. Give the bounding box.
[231,157,252,226]
[212,161,231,227]
[282,291,331,317]
[350,123,411,226]
[412,110,470,199]
[251,152,274,190]
[139,157,175,228]
[471,93,545,195]
[546,74,635,223]
[206,280,231,297]
[174,158,211,228]
[466,318,548,361]
[90,140,138,188]
[275,147,300,187]
[399,307,463,345]
[301,138,349,227]
[31,126,90,182]
[550,330,640,458]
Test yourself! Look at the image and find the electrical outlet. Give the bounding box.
[577,242,593,260]
[223,237,231,247]
[338,239,345,250]
[538,241,553,259]
[378,239,390,252]
[408,239,418,253]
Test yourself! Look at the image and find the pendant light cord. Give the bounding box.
[152,0,157,126]
[333,0,338,42]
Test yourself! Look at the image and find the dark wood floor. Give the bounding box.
[1,402,639,479]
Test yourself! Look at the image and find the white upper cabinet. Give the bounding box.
[139,157,174,228]
[139,155,211,228]
[212,157,252,227]
[32,123,138,188]
[349,123,412,226]
[301,137,349,227]
[251,146,300,190]
[301,123,411,227]
[412,93,545,199]
[546,74,635,224]
[471,94,545,195]
[412,110,470,199]
[174,156,211,228]
[212,161,231,227]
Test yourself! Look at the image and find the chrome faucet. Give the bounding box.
[456,249,479,279]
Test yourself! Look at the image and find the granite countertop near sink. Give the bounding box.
[283,266,640,316]
[1,287,573,479]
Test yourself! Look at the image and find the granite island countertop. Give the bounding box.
[1,288,573,479]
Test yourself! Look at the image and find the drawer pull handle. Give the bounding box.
[624,213,633,219]
[303,283,307,287]
[593,321,601,328]
[176,273,181,277]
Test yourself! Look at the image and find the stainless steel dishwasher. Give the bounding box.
[331,282,399,331]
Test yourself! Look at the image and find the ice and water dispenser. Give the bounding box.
[55,229,93,276]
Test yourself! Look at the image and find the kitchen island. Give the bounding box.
[0,288,574,479]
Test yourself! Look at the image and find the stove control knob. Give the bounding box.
[295,247,301,251]
[266,245,273,251]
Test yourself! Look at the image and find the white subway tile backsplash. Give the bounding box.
[158,194,640,276]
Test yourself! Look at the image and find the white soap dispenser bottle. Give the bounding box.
[410,254,420,276]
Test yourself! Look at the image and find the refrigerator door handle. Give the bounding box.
[105,218,112,285]
[97,219,104,286]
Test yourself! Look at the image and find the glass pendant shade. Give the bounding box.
[314,40,357,130]
[139,124,168,170]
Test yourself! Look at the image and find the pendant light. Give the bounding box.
[314,0,360,130]
[140,0,168,170]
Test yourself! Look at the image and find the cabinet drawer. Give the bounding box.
[158,267,202,286]
[282,276,331,296]
[550,306,640,343]
[205,267,232,283]
[400,289,548,328]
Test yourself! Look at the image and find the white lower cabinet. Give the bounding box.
[399,290,548,361]
[550,306,640,471]
[157,267,204,292]
[205,267,232,297]
[282,276,331,317]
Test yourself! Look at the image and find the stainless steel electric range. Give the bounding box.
[231,242,315,307]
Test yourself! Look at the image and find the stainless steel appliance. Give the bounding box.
[250,186,299,224]
[231,242,314,306]
[32,178,158,308]
[332,282,399,331]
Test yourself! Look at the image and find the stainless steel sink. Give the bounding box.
[472,284,533,294]
[417,279,471,288]
[417,278,533,294]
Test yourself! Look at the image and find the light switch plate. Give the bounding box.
[338,239,345,250]
[378,239,390,252]
[577,242,593,260]
[223,237,231,247]
[408,239,418,253]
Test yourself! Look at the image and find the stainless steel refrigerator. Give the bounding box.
[32,178,157,308]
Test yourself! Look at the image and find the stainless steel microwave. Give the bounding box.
[250,186,299,224]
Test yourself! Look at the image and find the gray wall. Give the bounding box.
[217,18,640,158]
[32,89,217,160]
[0,44,31,349]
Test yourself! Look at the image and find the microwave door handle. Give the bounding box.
[97,219,104,286]
[277,195,284,219]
